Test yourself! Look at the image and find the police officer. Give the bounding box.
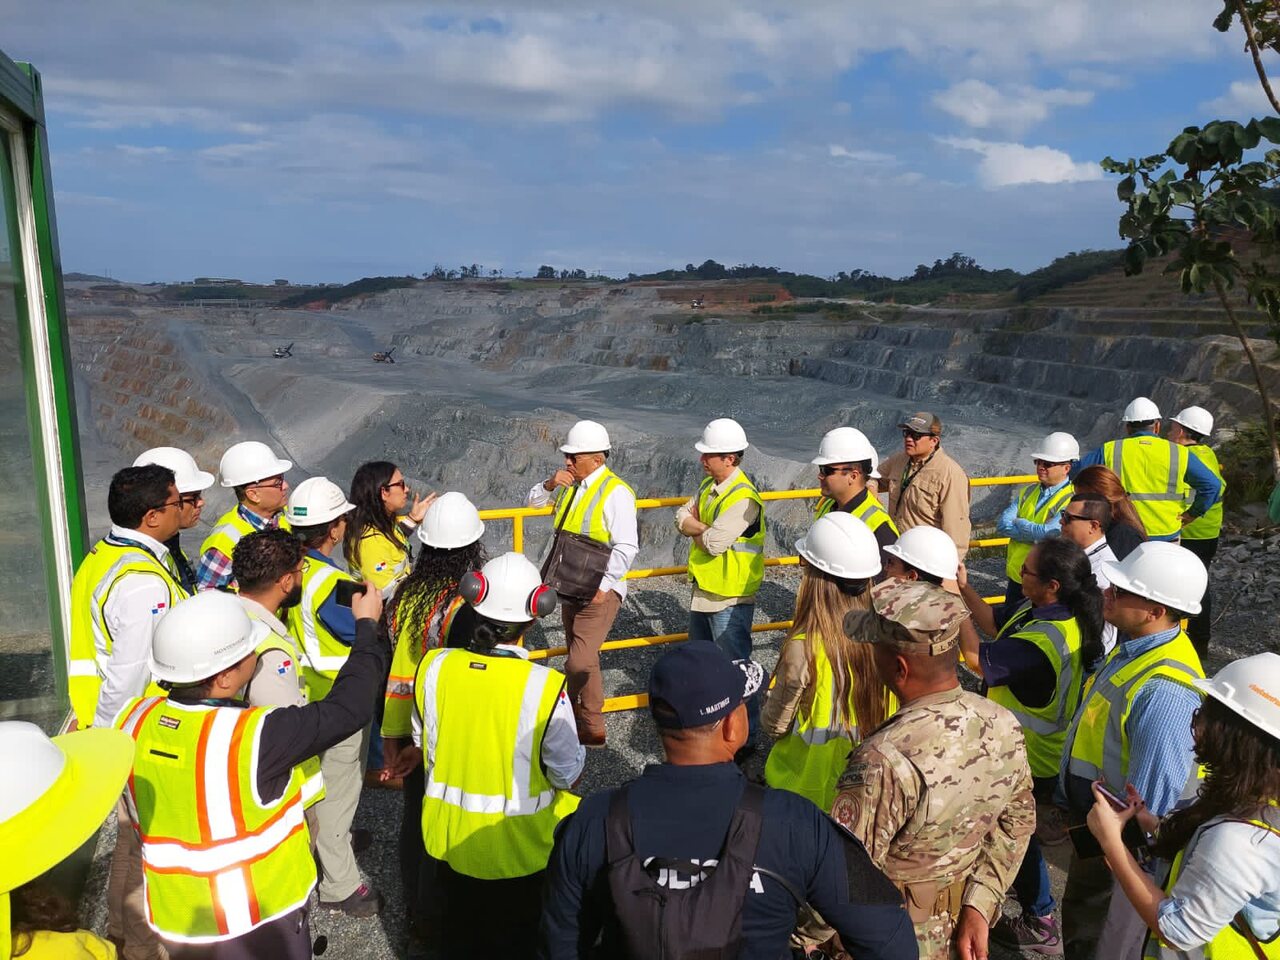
[196,441,292,591]
[831,579,1035,960]
[997,431,1078,607]
[133,447,215,593]
[812,427,899,552]
[1166,406,1225,659]
[1074,398,1221,542]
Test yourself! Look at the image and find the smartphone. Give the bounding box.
[1094,782,1130,811]
[334,580,367,608]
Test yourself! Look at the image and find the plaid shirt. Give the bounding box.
[195,504,280,592]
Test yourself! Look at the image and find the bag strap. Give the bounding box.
[605,783,637,865]
[1233,910,1269,960]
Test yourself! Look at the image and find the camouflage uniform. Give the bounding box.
[831,579,1035,960]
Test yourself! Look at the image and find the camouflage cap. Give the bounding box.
[899,411,942,436]
[842,578,970,655]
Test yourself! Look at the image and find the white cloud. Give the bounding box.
[933,79,1093,131]
[941,137,1103,188]
[828,144,896,164]
[1199,80,1276,118]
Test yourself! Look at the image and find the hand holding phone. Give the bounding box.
[334,580,367,607]
[1094,781,1130,812]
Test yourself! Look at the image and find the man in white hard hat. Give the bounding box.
[812,427,899,555]
[876,412,972,560]
[133,447,215,593]
[676,417,766,753]
[196,440,293,591]
[113,586,386,957]
[527,419,638,746]
[281,477,383,917]
[1058,492,1119,656]
[1057,541,1207,960]
[1074,397,1221,543]
[997,431,1078,608]
[1166,406,1224,658]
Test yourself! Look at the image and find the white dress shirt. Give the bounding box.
[1084,536,1120,656]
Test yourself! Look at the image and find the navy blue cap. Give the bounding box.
[648,643,764,730]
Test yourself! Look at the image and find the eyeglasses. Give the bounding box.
[178,492,204,507]
[249,476,286,490]
[901,429,933,440]
[1107,583,1139,600]
[382,479,406,491]
[150,498,181,513]
[1019,563,1040,581]
[1033,459,1068,468]
[817,465,855,477]
[1060,511,1092,525]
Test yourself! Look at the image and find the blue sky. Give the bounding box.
[4,1,1272,284]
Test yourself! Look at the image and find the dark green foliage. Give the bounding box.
[1013,250,1127,301]
[276,276,417,308]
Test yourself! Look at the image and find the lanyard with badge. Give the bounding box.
[895,450,937,514]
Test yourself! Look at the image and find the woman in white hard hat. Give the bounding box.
[1165,406,1224,661]
[1088,652,1280,959]
[343,461,434,592]
[763,513,894,811]
[0,722,134,960]
[379,492,486,948]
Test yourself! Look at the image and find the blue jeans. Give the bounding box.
[688,604,759,742]
[1012,835,1054,917]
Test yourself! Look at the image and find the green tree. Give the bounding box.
[536,265,556,279]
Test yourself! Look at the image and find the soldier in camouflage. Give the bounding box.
[831,578,1035,960]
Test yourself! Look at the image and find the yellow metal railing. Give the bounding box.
[477,474,1036,713]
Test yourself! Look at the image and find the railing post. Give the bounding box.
[513,515,523,553]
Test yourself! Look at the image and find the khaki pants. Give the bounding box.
[561,591,621,740]
[314,724,370,902]
[108,797,168,960]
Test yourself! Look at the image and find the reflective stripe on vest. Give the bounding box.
[114,697,314,943]
[814,494,900,539]
[687,472,767,598]
[414,648,579,879]
[383,592,465,738]
[285,556,353,702]
[1066,631,1204,791]
[1104,437,1190,538]
[251,631,325,809]
[553,468,633,545]
[69,539,189,728]
[986,603,1084,778]
[1005,482,1075,582]
[1181,444,1225,541]
[199,509,291,579]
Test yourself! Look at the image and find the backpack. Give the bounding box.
[605,781,770,960]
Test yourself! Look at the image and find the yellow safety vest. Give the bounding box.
[687,471,766,598]
[986,603,1084,778]
[383,591,465,738]
[114,696,314,944]
[1143,803,1280,959]
[1005,482,1075,582]
[284,555,356,702]
[1066,630,1204,792]
[814,492,900,539]
[250,628,325,809]
[1181,444,1225,542]
[199,507,291,574]
[414,647,579,879]
[1102,436,1190,539]
[68,537,189,728]
[553,467,634,545]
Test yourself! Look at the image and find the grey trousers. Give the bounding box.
[107,797,169,960]
[314,723,370,901]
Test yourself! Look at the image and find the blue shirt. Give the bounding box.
[1074,432,1223,540]
[308,549,357,646]
[1058,625,1201,816]
[996,478,1071,543]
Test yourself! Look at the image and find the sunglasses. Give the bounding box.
[382,479,407,491]
[178,492,204,507]
[901,429,933,440]
[1033,459,1068,468]
[818,465,855,477]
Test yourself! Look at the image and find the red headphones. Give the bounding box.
[459,570,558,619]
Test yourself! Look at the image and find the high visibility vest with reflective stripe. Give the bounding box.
[687,472,766,598]
[114,696,314,944]
[199,508,291,571]
[382,592,464,738]
[251,630,325,809]
[986,603,1084,778]
[1005,483,1075,582]
[68,539,189,728]
[1142,804,1280,959]
[414,647,580,880]
[553,468,633,545]
[1181,444,1225,541]
[284,556,355,702]
[1066,631,1204,792]
[814,494,900,539]
[1103,437,1190,538]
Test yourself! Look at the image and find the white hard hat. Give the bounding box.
[285,477,355,526]
[1031,432,1080,463]
[1101,541,1207,616]
[133,446,215,493]
[795,513,882,580]
[883,525,959,581]
[458,552,557,623]
[1122,397,1162,423]
[1171,406,1214,438]
[418,491,485,549]
[1195,653,1280,741]
[695,418,749,454]
[149,592,269,684]
[812,427,882,479]
[219,441,293,487]
[559,420,611,454]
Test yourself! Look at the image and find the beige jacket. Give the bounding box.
[877,447,971,559]
[761,635,811,738]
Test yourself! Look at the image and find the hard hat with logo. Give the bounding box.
[1101,541,1207,616]
[133,446,215,493]
[218,440,293,487]
[559,420,611,455]
[795,512,881,580]
[1031,432,1080,463]
[1121,397,1162,423]
[883,525,958,581]
[149,592,269,685]
[457,552,557,623]
[1195,652,1280,741]
[418,491,485,549]
[812,427,882,479]
[285,477,355,526]
[1171,406,1214,438]
[695,418,749,454]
